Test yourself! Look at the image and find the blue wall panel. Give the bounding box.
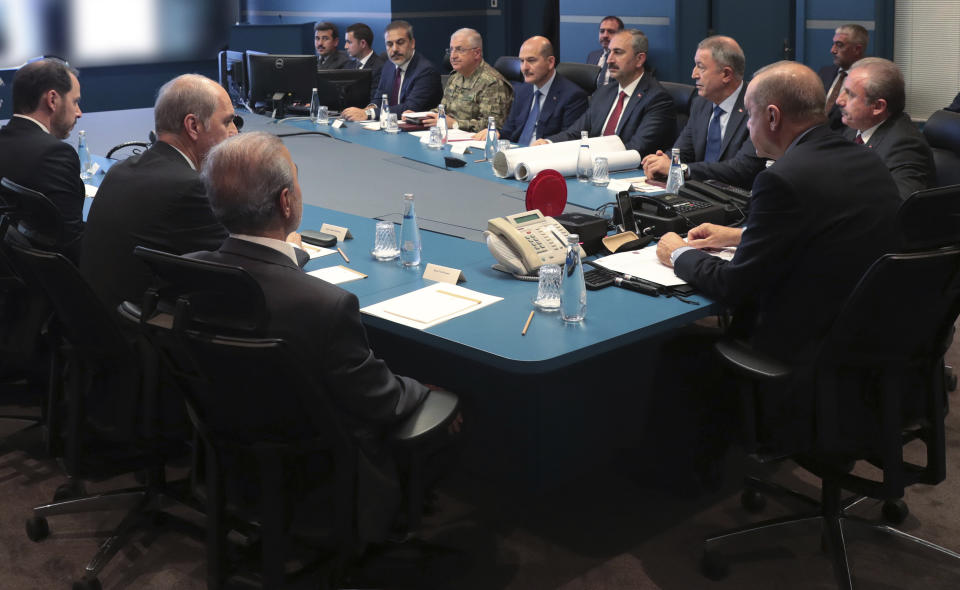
[798,0,878,73]
[244,0,393,54]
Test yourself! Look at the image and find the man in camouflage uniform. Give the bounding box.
[420,28,513,132]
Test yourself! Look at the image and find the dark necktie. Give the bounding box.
[390,66,403,105]
[603,91,627,136]
[704,105,724,162]
[597,49,610,86]
[855,132,864,145]
[518,89,542,146]
[825,70,846,111]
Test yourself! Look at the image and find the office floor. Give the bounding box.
[3,338,960,590]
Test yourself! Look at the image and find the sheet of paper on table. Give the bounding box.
[593,245,736,286]
[361,282,502,330]
[301,243,337,259]
[308,265,367,284]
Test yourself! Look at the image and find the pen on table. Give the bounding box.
[337,247,350,263]
[522,310,535,336]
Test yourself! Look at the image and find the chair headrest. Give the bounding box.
[923,110,960,156]
[897,184,960,250]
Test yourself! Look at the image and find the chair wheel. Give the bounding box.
[700,551,729,580]
[72,577,102,590]
[25,516,50,542]
[740,488,766,513]
[53,480,86,502]
[882,499,909,525]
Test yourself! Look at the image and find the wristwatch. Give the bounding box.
[681,163,690,179]
[366,107,376,120]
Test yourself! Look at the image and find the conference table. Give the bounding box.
[74,108,717,493]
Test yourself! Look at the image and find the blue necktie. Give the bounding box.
[704,105,724,162]
[518,89,542,146]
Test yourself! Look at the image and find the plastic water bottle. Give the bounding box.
[665,147,685,194]
[309,88,320,123]
[380,94,389,128]
[576,130,592,182]
[484,116,498,161]
[436,104,448,145]
[560,233,587,322]
[399,193,421,266]
[77,130,92,180]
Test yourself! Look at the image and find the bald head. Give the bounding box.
[518,36,556,87]
[745,61,826,159]
[153,73,238,167]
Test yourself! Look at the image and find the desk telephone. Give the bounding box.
[484,210,586,276]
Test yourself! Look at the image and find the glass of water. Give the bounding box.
[533,264,562,311]
[427,126,443,149]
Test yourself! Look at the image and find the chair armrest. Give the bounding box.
[714,339,793,381]
[392,389,459,443]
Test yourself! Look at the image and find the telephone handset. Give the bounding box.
[484,209,585,277]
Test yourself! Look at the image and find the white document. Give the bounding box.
[308,265,367,285]
[361,282,502,330]
[84,184,98,198]
[491,135,625,179]
[514,149,642,182]
[616,176,665,193]
[360,122,381,131]
[300,243,337,259]
[417,128,476,143]
[594,245,737,286]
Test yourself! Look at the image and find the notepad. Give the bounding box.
[308,265,367,285]
[300,243,337,259]
[361,282,502,329]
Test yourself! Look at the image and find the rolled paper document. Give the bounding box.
[492,135,625,179]
[515,149,642,182]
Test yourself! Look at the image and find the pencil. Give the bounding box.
[337,247,349,263]
[522,310,534,336]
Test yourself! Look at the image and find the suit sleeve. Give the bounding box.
[883,132,935,200]
[674,170,806,305]
[320,290,429,425]
[560,89,589,130]
[546,106,591,144]
[688,136,767,189]
[40,141,85,250]
[622,90,677,154]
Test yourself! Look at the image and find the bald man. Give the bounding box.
[82,74,239,314]
[657,61,900,365]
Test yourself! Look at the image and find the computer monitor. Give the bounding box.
[315,69,374,110]
[218,50,246,105]
[245,53,317,107]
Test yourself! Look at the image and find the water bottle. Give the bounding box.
[576,130,592,183]
[399,193,422,266]
[484,116,498,161]
[560,233,587,322]
[77,130,92,180]
[380,94,389,128]
[665,147,685,194]
[436,104,448,145]
[309,87,320,123]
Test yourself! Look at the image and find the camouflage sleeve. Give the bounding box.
[461,78,513,132]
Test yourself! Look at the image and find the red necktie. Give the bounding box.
[603,91,627,136]
[390,66,403,105]
[855,133,864,145]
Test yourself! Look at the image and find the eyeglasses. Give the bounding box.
[449,46,479,55]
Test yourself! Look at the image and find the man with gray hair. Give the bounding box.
[82,73,239,314]
[419,28,513,132]
[820,24,869,129]
[641,35,765,189]
[837,57,934,199]
[189,131,455,542]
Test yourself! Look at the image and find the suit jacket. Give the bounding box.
[351,51,388,104]
[373,52,443,116]
[677,85,766,189]
[500,73,588,144]
[674,125,900,364]
[841,112,935,199]
[188,237,429,541]
[80,141,228,314]
[586,49,605,66]
[546,72,676,154]
[317,51,352,70]
[819,64,846,130]
[947,92,960,113]
[0,116,84,262]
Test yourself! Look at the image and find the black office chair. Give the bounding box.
[125,246,459,588]
[0,177,64,252]
[922,109,960,187]
[556,62,600,96]
[660,81,697,144]
[493,55,523,87]
[6,242,200,590]
[700,189,960,589]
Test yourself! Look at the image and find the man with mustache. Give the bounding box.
[341,20,442,122]
[586,16,623,86]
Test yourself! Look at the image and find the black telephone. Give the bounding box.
[679,180,750,225]
[630,191,727,237]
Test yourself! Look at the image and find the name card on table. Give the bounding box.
[320,223,353,241]
[331,119,344,129]
[423,263,466,284]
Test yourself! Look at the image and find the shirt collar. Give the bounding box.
[858,119,885,145]
[717,81,743,114]
[166,143,197,170]
[230,234,299,265]
[618,71,643,98]
[12,114,50,134]
[785,124,822,154]
[535,71,556,95]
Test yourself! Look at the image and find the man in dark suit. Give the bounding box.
[474,36,587,146]
[0,58,84,261]
[641,36,766,189]
[837,57,934,199]
[657,61,900,365]
[819,24,868,130]
[190,131,457,542]
[341,20,442,121]
[536,29,676,156]
[314,21,351,70]
[585,16,623,87]
[81,74,238,314]
[344,22,387,103]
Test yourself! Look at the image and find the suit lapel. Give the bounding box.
[719,85,749,156]
[539,83,560,126]
[615,75,650,134]
[863,116,895,150]
[399,53,418,101]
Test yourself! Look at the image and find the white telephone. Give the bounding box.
[484,209,585,277]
